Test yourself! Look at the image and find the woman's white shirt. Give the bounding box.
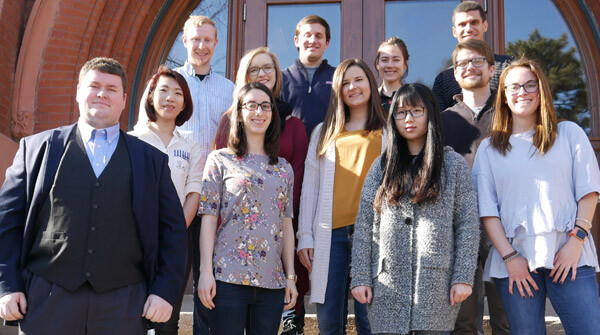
[130,123,203,205]
[473,121,600,280]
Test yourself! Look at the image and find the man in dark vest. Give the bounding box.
[0,57,187,334]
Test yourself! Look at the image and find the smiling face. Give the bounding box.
[241,89,272,136]
[76,69,126,129]
[504,67,540,122]
[376,44,407,85]
[294,23,330,67]
[341,65,371,110]
[182,24,218,70]
[151,75,185,123]
[454,48,494,89]
[247,53,276,91]
[452,10,488,42]
[395,101,428,150]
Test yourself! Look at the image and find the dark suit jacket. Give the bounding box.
[0,123,187,306]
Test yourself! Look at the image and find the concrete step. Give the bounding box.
[1,295,566,335]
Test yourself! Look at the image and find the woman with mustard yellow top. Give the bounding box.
[297,58,386,335]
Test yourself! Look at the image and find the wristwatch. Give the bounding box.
[286,274,297,282]
[570,227,587,241]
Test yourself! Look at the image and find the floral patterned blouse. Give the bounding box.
[199,149,294,289]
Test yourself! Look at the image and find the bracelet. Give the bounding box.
[286,274,297,282]
[502,250,517,261]
[575,217,592,231]
[502,251,519,263]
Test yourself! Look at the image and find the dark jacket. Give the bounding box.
[433,54,511,111]
[441,93,496,167]
[0,124,187,306]
[280,59,335,138]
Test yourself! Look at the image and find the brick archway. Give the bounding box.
[9,0,198,139]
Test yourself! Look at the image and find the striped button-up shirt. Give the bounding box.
[175,63,234,174]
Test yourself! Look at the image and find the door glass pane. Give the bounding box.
[385,0,459,87]
[165,0,229,76]
[267,3,341,69]
[505,0,590,133]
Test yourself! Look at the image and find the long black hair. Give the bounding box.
[374,83,445,210]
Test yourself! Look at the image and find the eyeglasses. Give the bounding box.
[454,57,489,69]
[393,107,425,120]
[248,64,275,76]
[242,101,273,112]
[504,80,539,95]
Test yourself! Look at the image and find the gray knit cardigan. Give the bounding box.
[350,148,480,334]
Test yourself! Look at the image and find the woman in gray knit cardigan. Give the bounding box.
[350,83,480,335]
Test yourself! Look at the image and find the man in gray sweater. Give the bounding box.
[441,39,510,335]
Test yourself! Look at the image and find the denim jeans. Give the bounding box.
[316,225,372,335]
[209,281,284,335]
[494,266,600,335]
[191,216,212,335]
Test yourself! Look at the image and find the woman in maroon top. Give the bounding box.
[213,47,309,321]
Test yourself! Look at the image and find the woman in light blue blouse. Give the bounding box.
[473,58,600,334]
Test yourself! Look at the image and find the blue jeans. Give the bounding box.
[209,281,284,335]
[494,266,600,335]
[316,225,372,335]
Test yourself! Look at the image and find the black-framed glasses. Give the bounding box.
[242,101,273,112]
[393,107,425,120]
[248,64,275,76]
[504,80,539,95]
[454,57,488,69]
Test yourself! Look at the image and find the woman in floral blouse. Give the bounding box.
[197,82,297,335]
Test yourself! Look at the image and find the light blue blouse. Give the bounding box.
[473,121,600,280]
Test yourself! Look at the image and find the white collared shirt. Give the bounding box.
[130,123,203,205]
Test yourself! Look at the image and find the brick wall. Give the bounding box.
[0,0,25,138]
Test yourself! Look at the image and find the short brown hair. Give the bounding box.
[295,15,331,42]
[183,15,217,37]
[79,57,127,92]
[145,65,193,127]
[452,39,494,66]
[228,82,281,164]
[452,1,486,24]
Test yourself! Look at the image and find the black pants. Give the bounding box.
[19,272,147,335]
[191,216,212,334]
[156,226,193,335]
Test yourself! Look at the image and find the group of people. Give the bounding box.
[1,1,600,335]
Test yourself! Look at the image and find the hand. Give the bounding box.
[351,285,372,304]
[142,294,173,323]
[198,270,216,309]
[283,280,298,311]
[550,236,584,284]
[505,255,539,298]
[450,283,472,306]
[297,248,314,272]
[0,292,26,321]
